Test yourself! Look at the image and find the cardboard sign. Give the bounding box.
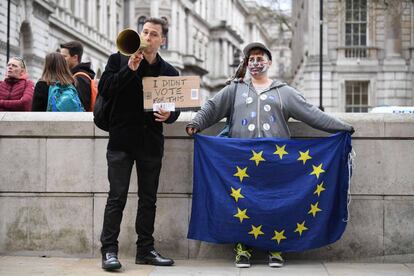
[143,76,201,111]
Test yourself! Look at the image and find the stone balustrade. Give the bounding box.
[0,112,413,262]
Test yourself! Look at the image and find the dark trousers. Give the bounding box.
[100,150,162,255]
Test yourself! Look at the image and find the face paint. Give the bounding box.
[247,56,270,76]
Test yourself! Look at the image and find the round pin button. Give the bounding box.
[241,119,248,126]
[263,123,270,130]
[246,97,253,104]
[264,104,271,112]
[260,94,268,100]
[248,124,255,131]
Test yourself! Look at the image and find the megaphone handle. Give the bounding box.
[128,52,144,71]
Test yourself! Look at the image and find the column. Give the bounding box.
[188,14,194,56]
[89,0,95,28]
[171,0,177,51]
[150,0,159,18]
[109,0,116,40]
[214,40,220,77]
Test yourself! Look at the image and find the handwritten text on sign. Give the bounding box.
[143,76,200,111]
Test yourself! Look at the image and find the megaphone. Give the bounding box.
[116,28,148,56]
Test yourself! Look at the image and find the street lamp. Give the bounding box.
[319,0,324,111]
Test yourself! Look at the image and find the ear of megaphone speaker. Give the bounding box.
[116,28,148,56]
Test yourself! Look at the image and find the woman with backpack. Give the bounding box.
[32,52,84,111]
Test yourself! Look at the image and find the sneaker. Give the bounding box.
[102,252,122,271]
[234,243,251,268]
[268,251,284,267]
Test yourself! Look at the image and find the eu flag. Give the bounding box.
[188,132,352,252]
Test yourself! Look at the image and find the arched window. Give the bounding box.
[137,16,146,33]
[161,17,169,50]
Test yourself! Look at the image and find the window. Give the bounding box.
[345,0,367,57]
[345,81,369,112]
[137,16,146,33]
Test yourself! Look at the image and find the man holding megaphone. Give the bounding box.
[98,17,180,271]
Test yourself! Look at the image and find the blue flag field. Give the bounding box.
[188,132,352,252]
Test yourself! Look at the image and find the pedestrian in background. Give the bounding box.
[32,52,83,112]
[60,41,96,111]
[0,57,34,111]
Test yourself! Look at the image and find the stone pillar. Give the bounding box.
[170,0,177,52]
[89,0,96,28]
[214,40,220,77]
[188,13,194,56]
[109,1,116,40]
[150,0,159,18]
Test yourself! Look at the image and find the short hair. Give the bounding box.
[60,41,83,62]
[144,17,168,37]
[11,56,26,70]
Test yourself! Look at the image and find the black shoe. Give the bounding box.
[102,252,122,271]
[135,250,174,266]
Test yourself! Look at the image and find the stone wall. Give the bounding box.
[0,112,413,262]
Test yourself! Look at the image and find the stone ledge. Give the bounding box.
[1,112,414,138]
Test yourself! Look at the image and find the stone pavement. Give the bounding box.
[0,256,414,276]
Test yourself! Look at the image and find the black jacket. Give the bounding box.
[98,52,180,159]
[71,62,96,111]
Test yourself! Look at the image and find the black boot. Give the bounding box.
[136,250,174,266]
[102,252,122,271]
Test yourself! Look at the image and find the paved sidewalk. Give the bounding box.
[0,256,413,276]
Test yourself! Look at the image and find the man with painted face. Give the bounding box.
[186,42,354,268]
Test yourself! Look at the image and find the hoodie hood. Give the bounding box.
[71,62,96,79]
[245,78,286,89]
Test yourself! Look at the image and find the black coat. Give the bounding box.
[98,52,180,159]
[71,62,96,111]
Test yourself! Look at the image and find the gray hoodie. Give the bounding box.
[188,79,353,138]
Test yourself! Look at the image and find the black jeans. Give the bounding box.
[100,150,162,255]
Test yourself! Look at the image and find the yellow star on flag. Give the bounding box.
[230,187,244,202]
[271,229,287,244]
[310,163,325,179]
[233,166,249,182]
[248,225,264,239]
[297,150,312,165]
[308,202,322,217]
[294,221,309,236]
[314,182,326,197]
[250,150,266,166]
[234,208,250,223]
[273,145,288,159]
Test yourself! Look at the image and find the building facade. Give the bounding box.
[0,0,292,101]
[0,0,124,82]
[291,0,414,112]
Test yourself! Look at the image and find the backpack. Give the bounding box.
[47,82,85,112]
[93,92,117,131]
[73,72,98,111]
